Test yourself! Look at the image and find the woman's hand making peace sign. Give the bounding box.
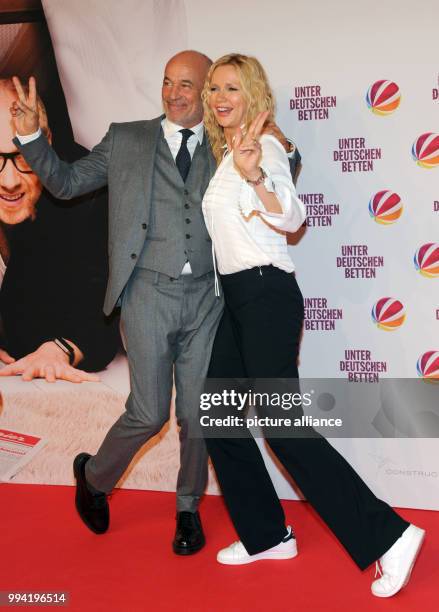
[232,110,269,182]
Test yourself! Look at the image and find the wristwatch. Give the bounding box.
[245,167,267,187]
[52,337,75,365]
[245,168,275,193]
[285,138,297,155]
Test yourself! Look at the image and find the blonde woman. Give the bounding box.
[201,53,424,598]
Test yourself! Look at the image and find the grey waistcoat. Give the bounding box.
[136,129,214,278]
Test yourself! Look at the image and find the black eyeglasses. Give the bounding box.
[0,152,33,174]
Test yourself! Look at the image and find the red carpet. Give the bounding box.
[1,485,437,611]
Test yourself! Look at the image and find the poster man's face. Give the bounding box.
[0,87,42,225]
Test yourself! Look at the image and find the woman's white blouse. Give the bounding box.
[202,134,306,276]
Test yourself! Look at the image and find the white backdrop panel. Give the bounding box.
[41,0,439,509]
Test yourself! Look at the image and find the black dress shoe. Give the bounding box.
[173,511,205,555]
[73,452,109,534]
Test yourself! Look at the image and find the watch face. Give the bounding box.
[287,139,296,153]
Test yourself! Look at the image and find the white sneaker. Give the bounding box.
[371,524,425,598]
[217,526,297,565]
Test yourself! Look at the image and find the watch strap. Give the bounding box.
[53,337,75,365]
[245,167,267,186]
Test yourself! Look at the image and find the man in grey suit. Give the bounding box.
[11,50,299,554]
[11,51,222,554]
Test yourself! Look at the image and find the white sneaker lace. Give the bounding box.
[375,557,398,587]
[374,561,383,578]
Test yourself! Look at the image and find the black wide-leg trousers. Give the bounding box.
[205,266,408,570]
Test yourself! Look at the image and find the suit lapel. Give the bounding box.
[137,119,217,216]
[139,115,165,218]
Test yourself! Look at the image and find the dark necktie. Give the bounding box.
[175,128,194,182]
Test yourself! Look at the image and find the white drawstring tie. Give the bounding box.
[211,215,220,297]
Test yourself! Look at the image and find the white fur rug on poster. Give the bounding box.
[0,373,220,494]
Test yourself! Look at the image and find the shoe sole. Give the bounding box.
[173,540,205,555]
[372,528,425,598]
[73,454,108,535]
[218,546,298,565]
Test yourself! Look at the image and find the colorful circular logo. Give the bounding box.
[366,80,401,115]
[417,351,439,380]
[412,133,439,168]
[372,298,406,330]
[414,243,439,278]
[369,190,403,224]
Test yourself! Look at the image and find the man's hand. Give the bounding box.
[0,348,15,365]
[263,121,290,153]
[0,341,100,383]
[10,76,40,136]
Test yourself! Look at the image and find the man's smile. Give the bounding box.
[0,192,25,206]
[166,101,188,108]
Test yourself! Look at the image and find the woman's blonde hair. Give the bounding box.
[201,53,275,164]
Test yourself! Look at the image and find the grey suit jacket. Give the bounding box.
[15,116,217,315]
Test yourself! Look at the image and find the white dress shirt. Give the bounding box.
[161,117,204,160]
[16,130,42,145]
[202,134,306,282]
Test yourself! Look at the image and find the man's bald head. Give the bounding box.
[165,50,212,76]
[162,50,212,128]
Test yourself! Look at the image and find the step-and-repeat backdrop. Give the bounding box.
[1,0,437,509]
